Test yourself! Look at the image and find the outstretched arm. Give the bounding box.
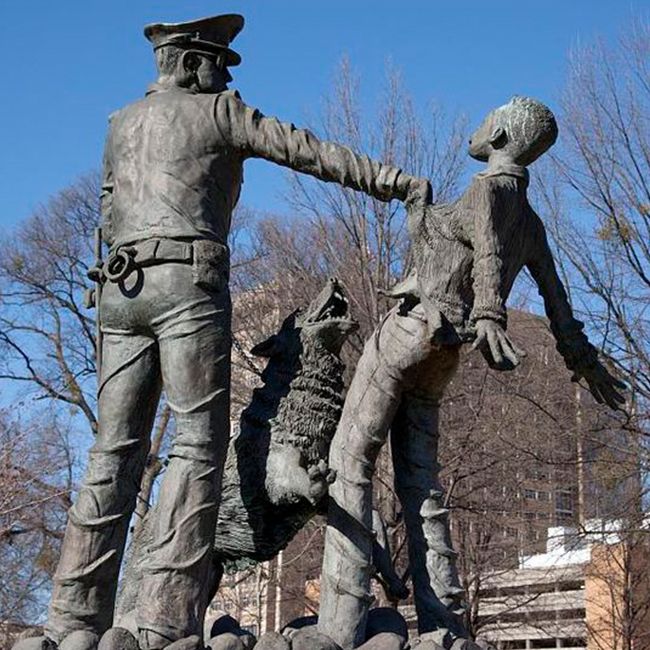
[526,209,625,409]
[214,90,418,203]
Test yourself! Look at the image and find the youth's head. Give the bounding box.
[145,14,244,93]
[469,96,558,166]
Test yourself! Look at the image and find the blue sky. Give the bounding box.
[1,1,646,233]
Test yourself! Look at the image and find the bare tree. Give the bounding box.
[532,17,649,533]
[0,174,101,432]
[440,310,625,640]
[528,19,650,647]
[284,57,467,341]
[0,410,74,642]
[536,22,649,408]
[0,177,104,632]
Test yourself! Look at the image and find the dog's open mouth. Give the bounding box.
[306,278,354,325]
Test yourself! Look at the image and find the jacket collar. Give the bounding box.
[476,162,529,185]
[145,82,198,96]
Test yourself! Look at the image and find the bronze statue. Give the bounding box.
[318,96,625,649]
[15,12,625,650]
[38,14,423,650]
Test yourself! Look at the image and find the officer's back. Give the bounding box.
[106,86,243,249]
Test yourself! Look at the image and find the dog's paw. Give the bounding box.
[307,460,337,504]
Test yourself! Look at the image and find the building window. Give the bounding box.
[555,489,574,517]
[524,489,551,501]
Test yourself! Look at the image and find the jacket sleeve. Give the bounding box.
[213,91,415,203]
[100,119,115,246]
[468,179,508,327]
[526,208,597,372]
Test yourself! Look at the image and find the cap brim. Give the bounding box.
[144,14,244,66]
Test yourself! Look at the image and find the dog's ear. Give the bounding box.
[250,334,279,358]
[279,311,299,329]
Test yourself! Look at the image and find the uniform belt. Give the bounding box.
[131,239,195,266]
[103,239,228,284]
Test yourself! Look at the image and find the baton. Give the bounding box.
[86,226,104,380]
[94,227,103,378]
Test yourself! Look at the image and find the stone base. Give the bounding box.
[14,607,486,650]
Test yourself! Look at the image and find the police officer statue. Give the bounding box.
[41,14,423,650]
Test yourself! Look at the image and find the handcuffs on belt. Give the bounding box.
[104,247,138,283]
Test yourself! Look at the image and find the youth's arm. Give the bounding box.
[214,91,417,203]
[458,178,523,369]
[468,180,508,328]
[526,209,624,409]
[526,209,589,359]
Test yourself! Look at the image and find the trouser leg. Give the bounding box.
[392,346,466,646]
[137,292,231,648]
[46,334,161,643]
[319,304,434,648]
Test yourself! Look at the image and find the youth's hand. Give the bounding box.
[572,355,626,411]
[405,177,432,238]
[472,318,526,371]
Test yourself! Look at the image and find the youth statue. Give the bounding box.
[318,96,625,649]
[32,14,425,650]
